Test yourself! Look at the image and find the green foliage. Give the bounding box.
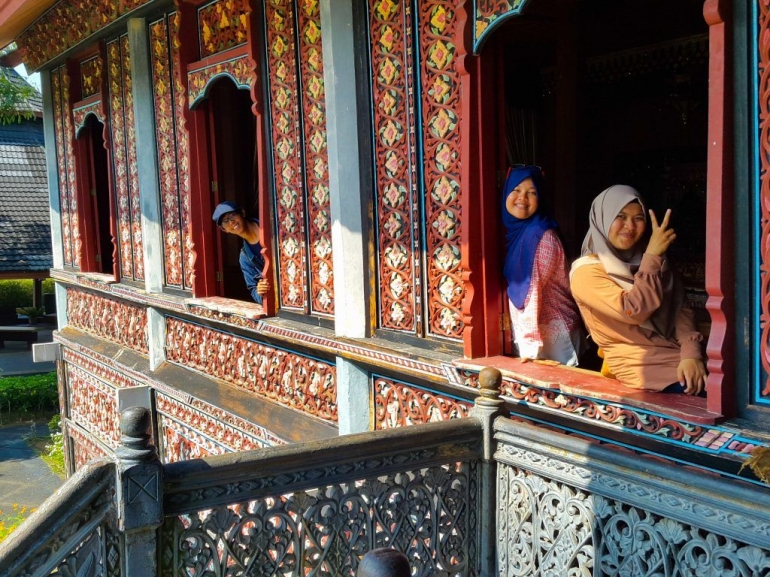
[0,279,54,308]
[0,68,35,125]
[41,425,65,478]
[0,504,36,543]
[18,306,45,320]
[0,372,58,424]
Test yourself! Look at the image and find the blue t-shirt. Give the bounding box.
[239,220,265,304]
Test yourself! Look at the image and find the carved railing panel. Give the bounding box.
[66,288,149,353]
[160,419,483,576]
[373,375,471,429]
[0,460,118,577]
[494,419,770,576]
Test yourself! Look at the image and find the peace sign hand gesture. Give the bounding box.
[645,209,676,256]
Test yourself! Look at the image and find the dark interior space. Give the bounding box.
[485,0,710,353]
[82,114,114,275]
[206,78,258,301]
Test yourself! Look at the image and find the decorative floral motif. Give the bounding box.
[419,1,463,339]
[72,100,104,137]
[160,462,476,576]
[165,317,337,421]
[150,15,192,290]
[106,36,144,282]
[374,376,471,429]
[51,67,75,268]
[188,54,252,107]
[298,0,334,316]
[266,0,308,311]
[17,0,154,71]
[66,363,121,449]
[758,1,770,401]
[79,56,102,98]
[67,423,108,472]
[197,0,249,58]
[157,393,285,463]
[66,288,149,353]
[474,0,527,49]
[369,0,420,333]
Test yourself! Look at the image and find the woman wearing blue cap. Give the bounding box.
[212,201,270,305]
[502,165,585,365]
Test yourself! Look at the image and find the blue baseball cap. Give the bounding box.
[212,201,241,225]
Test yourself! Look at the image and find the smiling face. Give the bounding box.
[505,177,539,220]
[219,210,247,235]
[608,201,646,251]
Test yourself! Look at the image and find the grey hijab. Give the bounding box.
[580,185,683,338]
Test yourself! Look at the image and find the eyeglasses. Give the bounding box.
[220,212,239,228]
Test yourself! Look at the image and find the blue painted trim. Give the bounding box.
[188,72,251,110]
[751,1,768,406]
[472,0,531,55]
[518,411,768,490]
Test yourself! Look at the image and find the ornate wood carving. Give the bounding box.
[473,0,527,52]
[66,288,149,353]
[265,0,309,311]
[165,317,337,421]
[17,0,153,71]
[72,100,105,137]
[374,375,471,429]
[369,0,421,333]
[197,0,249,58]
[79,56,102,98]
[187,54,252,107]
[149,14,194,290]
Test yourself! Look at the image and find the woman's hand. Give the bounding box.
[676,358,707,395]
[256,279,270,295]
[645,209,676,256]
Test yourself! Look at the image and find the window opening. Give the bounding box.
[482,0,709,365]
[78,114,115,275]
[204,78,259,302]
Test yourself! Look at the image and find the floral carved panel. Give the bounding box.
[51,67,75,268]
[758,0,770,402]
[373,375,471,429]
[80,55,102,98]
[72,100,105,137]
[297,0,334,316]
[265,0,309,311]
[150,15,193,290]
[106,36,144,281]
[156,392,285,463]
[418,0,464,340]
[188,54,252,108]
[197,0,249,58]
[165,317,337,421]
[67,423,108,472]
[66,363,121,449]
[160,462,478,576]
[369,0,421,333]
[66,288,149,353]
[474,0,527,50]
[18,0,153,71]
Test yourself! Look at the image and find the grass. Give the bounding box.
[0,372,58,426]
[0,504,36,543]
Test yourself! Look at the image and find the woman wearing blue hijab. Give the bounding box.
[502,165,585,365]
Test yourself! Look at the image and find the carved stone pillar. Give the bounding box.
[115,407,163,576]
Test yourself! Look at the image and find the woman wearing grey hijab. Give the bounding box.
[570,185,706,395]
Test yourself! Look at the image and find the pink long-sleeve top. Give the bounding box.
[570,253,703,391]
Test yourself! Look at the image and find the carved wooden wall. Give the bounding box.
[374,375,472,429]
[106,35,144,282]
[149,13,195,291]
[51,67,81,269]
[264,0,334,316]
[757,0,770,405]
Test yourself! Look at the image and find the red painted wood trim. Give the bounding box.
[98,41,119,280]
[246,0,275,315]
[703,0,734,418]
[187,44,249,72]
[456,0,486,358]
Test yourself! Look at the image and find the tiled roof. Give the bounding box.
[0,143,52,273]
[0,119,44,146]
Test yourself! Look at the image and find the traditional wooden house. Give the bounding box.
[0,0,769,574]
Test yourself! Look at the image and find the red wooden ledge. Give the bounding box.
[454,355,723,425]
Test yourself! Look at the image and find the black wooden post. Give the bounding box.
[115,407,163,576]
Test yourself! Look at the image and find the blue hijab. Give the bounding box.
[502,166,559,310]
